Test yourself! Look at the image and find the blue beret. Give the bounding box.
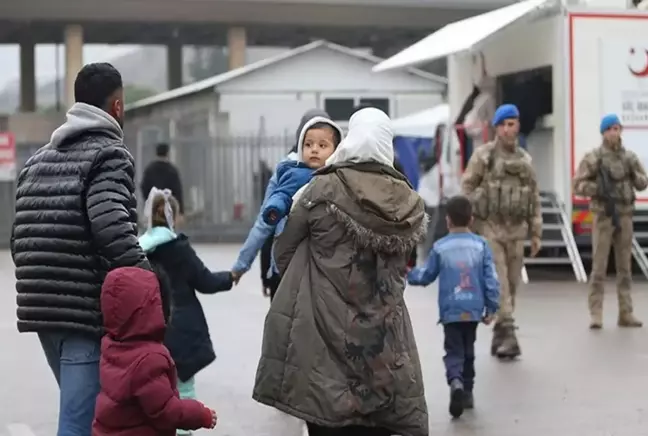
[492,104,520,127]
[600,113,621,133]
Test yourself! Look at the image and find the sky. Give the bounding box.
[0,44,140,90]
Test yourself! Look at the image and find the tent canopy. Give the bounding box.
[392,104,449,138]
[373,0,551,73]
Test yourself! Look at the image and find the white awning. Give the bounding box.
[373,0,551,73]
[392,104,449,138]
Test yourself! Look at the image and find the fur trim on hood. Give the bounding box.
[328,203,428,256]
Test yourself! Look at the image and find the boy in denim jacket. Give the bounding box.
[408,195,500,419]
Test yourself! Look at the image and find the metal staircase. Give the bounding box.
[521,191,587,283]
[631,213,648,279]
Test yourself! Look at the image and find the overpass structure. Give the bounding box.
[0,0,512,115]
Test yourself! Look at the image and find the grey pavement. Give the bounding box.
[1,244,648,436]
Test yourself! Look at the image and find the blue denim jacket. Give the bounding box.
[232,153,298,274]
[408,232,500,324]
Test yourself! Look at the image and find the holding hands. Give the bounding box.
[231,270,243,285]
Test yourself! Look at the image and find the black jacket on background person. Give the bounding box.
[140,160,185,213]
[11,102,148,337]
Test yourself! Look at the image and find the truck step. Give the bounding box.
[524,257,572,265]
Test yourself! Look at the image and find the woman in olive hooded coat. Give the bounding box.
[253,108,429,436]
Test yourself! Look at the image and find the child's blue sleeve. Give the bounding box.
[262,168,305,224]
[232,172,279,273]
[482,242,500,315]
[262,164,311,224]
[407,248,440,286]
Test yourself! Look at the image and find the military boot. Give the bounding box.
[490,323,505,356]
[589,282,604,330]
[448,379,465,418]
[495,324,521,359]
[618,312,643,327]
[589,311,603,329]
[618,290,642,327]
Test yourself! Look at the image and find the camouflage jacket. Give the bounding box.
[252,162,429,436]
[461,140,543,241]
[573,143,648,215]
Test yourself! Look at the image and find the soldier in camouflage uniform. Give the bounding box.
[461,104,542,359]
[573,113,648,329]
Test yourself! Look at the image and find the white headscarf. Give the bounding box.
[144,187,175,231]
[325,107,394,168]
[290,108,395,210]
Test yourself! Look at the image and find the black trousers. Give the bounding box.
[307,423,394,436]
[266,273,281,300]
[260,234,281,300]
[443,322,478,392]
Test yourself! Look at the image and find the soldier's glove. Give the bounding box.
[580,181,598,197]
[530,236,541,258]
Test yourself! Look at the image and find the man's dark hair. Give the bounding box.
[445,195,473,227]
[307,122,342,147]
[74,62,123,109]
[156,143,170,157]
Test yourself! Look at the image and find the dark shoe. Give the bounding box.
[449,379,465,418]
[463,391,474,409]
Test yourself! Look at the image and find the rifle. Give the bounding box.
[597,163,620,230]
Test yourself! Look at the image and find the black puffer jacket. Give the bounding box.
[11,103,148,337]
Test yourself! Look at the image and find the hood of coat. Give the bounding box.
[316,162,427,256]
[325,107,394,168]
[138,226,178,253]
[145,234,193,270]
[101,267,166,342]
[290,108,331,154]
[295,116,344,163]
[49,102,123,148]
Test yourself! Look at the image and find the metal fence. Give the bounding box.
[0,134,291,249]
[135,135,292,242]
[0,142,43,248]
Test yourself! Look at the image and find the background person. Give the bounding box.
[141,142,185,223]
[460,103,541,360]
[573,113,648,329]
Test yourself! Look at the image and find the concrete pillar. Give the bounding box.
[64,24,84,109]
[167,40,183,90]
[19,37,36,112]
[227,27,247,70]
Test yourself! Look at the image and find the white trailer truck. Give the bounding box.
[374,0,648,281]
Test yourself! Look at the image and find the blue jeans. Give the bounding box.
[38,332,101,436]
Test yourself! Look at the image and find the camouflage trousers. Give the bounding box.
[589,213,634,316]
[487,238,525,325]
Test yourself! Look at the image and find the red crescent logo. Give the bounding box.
[628,48,648,77]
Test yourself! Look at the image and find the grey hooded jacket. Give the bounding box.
[12,102,147,336]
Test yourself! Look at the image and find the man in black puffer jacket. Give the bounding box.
[11,62,148,436]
